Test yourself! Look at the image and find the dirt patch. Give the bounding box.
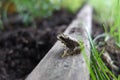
[0,10,75,80]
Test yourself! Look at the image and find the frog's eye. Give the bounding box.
[57,34,65,39]
[57,34,64,40]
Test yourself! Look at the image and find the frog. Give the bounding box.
[57,33,82,57]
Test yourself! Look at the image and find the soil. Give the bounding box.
[0,9,75,80]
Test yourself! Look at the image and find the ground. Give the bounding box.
[0,9,75,80]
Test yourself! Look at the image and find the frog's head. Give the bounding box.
[57,33,69,44]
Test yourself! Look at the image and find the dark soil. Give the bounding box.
[0,9,75,80]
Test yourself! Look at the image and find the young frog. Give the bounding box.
[57,33,82,57]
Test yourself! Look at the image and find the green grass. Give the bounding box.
[12,0,61,17]
[85,0,120,79]
[88,0,113,23]
[109,0,120,44]
[88,0,120,43]
[61,0,85,13]
[81,34,119,80]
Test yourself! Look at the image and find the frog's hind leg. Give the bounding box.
[61,49,70,58]
[73,47,81,54]
[61,50,67,58]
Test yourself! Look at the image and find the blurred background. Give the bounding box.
[0,0,119,80]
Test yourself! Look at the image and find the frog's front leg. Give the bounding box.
[61,48,69,58]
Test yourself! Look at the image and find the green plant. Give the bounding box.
[88,0,114,24]
[12,0,85,17]
[0,0,85,29]
[12,0,61,17]
[82,34,119,80]
[86,0,120,79]
[109,0,120,44]
[101,0,120,46]
[61,0,85,13]
[89,0,120,41]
